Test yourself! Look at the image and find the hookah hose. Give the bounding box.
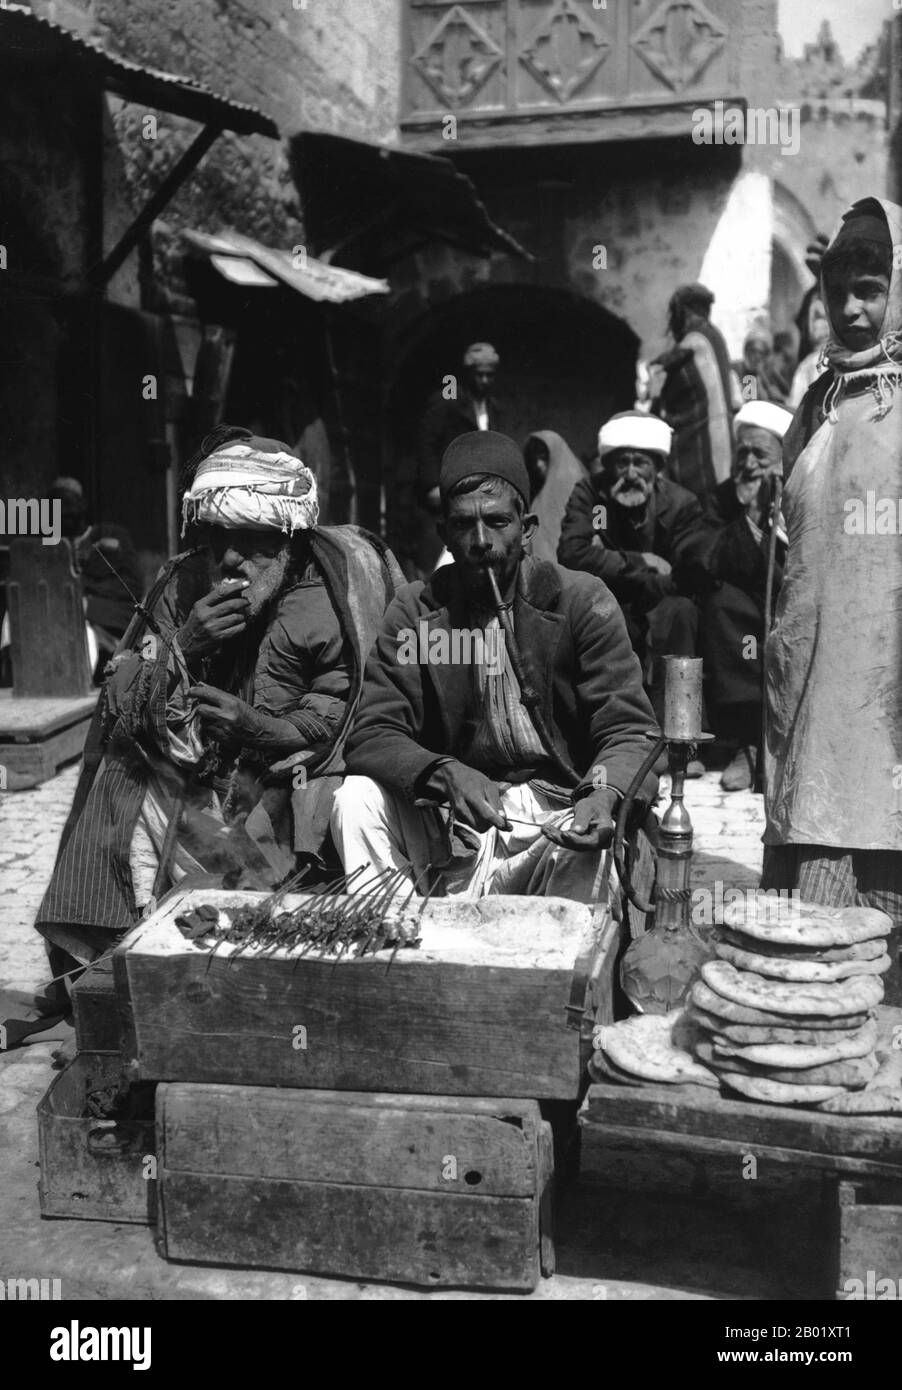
[612,732,666,915]
[486,566,580,790]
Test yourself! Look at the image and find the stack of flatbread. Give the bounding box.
[686,900,893,1106]
[588,1008,720,1089]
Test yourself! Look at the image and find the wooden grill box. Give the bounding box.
[156,1085,553,1290]
[116,888,617,1098]
[37,1053,155,1224]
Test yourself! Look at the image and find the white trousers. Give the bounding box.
[331,775,606,902]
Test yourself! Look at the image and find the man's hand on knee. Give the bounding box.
[423,760,510,833]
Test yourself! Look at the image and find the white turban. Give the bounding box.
[598,412,673,459]
[181,441,319,536]
[463,342,499,368]
[734,401,794,440]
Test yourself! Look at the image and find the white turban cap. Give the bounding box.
[182,440,319,536]
[734,401,794,440]
[598,412,673,459]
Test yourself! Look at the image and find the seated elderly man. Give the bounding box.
[557,412,707,748]
[331,431,658,904]
[694,401,792,791]
[34,427,400,1000]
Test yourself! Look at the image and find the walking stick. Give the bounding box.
[755,473,784,795]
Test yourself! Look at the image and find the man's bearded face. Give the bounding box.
[207,526,292,618]
[735,425,782,480]
[594,449,657,510]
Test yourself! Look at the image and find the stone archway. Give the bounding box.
[383,282,639,570]
[770,181,819,336]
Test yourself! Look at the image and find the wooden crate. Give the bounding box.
[37,1053,155,1224]
[116,889,618,1099]
[836,1179,902,1300]
[0,691,96,789]
[71,957,119,1054]
[156,1085,554,1291]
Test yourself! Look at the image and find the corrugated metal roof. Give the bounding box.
[0,7,278,137]
[293,132,533,263]
[183,229,390,304]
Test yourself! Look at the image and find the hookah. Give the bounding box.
[615,656,713,1014]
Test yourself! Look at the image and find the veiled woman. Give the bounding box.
[523,430,587,564]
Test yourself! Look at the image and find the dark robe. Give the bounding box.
[652,319,736,498]
[415,390,508,501]
[694,478,785,743]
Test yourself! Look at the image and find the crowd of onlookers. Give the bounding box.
[414,290,813,792]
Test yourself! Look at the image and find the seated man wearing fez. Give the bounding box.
[557,412,707,755]
[35,427,401,995]
[331,431,658,903]
[693,400,793,792]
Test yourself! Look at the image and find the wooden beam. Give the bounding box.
[90,124,222,288]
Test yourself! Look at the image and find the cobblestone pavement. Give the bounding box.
[0,764,78,997]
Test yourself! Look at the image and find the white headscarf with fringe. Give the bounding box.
[181,440,319,536]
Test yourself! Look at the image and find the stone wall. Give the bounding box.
[33,0,404,306]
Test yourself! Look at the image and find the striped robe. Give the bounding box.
[654,319,736,499]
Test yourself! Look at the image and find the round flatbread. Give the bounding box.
[818,1088,902,1115]
[588,1048,640,1087]
[716,1069,846,1105]
[703,1051,877,1090]
[709,1020,876,1067]
[713,940,891,983]
[689,979,869,1030]
[817,1044,902,1113]
[720,899,891,948]
[716,926,886,963]
[687,1006,870,1048]
[701,960,884,1018]
[594,1010,719,1088]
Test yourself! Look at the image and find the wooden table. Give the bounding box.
[579,1010,902,1298]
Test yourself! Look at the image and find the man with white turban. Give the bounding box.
[32,427,401,1008]
[691,400,793,792]
[557,411,707,753]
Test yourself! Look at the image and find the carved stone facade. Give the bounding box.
[402,0,745,147]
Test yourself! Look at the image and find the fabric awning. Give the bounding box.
[0,7,278,136]
[183,229,391,304]
[292,131,533,264]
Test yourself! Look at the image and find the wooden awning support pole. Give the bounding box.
[91,123,222,288]
[323,308,356,525]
